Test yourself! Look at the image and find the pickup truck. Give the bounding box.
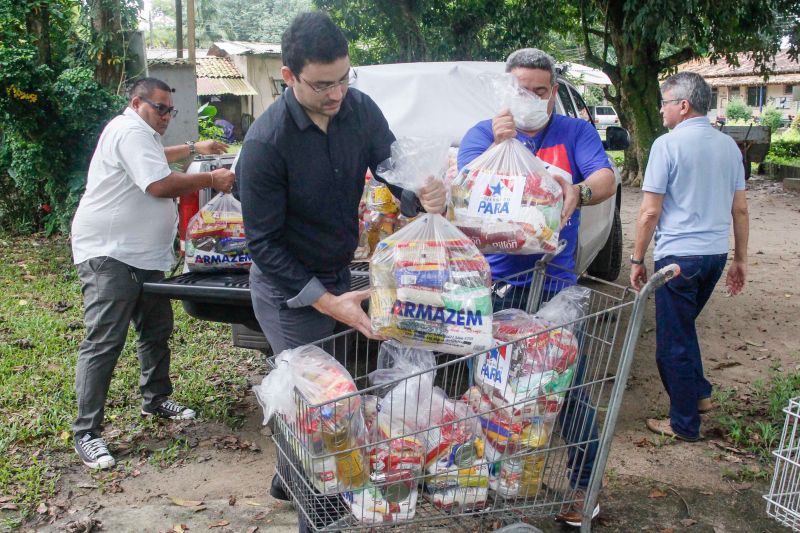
[143,61,630,354]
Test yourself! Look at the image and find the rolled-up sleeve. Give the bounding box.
[239,139,320,305]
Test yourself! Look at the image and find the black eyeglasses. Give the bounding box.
[660,98,683,108]
[141,97,178,117]
[297,69,358,94]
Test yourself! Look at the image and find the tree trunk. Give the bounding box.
[26,2,52,66]
[605,5,665,186]
[89,0,125,90]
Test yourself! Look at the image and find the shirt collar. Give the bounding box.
[284,87,353,131]
[674,116,710,131]
[123,106,161,139]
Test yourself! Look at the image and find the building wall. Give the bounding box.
[148,63,198,146]
[714,84,798,119]
[230,54,285,118]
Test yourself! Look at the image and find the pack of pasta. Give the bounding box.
[370,214,493,355]
[186,193,251,271]
[449,138,563,254]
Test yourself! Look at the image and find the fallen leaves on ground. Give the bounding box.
[680,518,698,527]
[204,435,260,452]
[208,520,229,529]
[648,488,668,499]
[228,495,236,506]
[634,437,654,447]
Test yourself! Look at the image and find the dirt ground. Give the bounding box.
[32,177,799,533]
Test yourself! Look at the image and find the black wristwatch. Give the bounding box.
[577,184,592,207]
[630,255,645,265]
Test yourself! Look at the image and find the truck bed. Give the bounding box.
[143,262,371,330]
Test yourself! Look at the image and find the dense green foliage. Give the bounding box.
[0,1,128,234]
[759,106,784,133]
[726,99,754,122]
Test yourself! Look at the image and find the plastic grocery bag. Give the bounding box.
[449,139,563,255]
[347,393,424,524]
[376,137,451,193]
[535,285,591,330]
[369,214,494,355]
[186,193,251,271]
[253,345,369,494]
[368,341,436,388]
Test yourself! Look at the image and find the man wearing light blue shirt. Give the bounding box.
[630,72,749,442]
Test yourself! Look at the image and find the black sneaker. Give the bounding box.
[270,473,290,501]
[141,399,196,420]
[75,432,115,470]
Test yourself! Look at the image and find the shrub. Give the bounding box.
[759,106,784,133]
[726,99,753,122]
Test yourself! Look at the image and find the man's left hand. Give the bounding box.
[553,176,578,229]
[418,176,447,214]
[195,140,229,155]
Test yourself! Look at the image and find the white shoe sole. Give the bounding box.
[141,408,196,420]
[563,503,600,527]
[75,446,115,470]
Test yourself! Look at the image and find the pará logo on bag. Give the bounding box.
[479,345,512,387]
[468,174,524,220]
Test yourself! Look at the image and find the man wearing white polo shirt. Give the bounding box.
[631,71,749,442]
[70,77,235,470]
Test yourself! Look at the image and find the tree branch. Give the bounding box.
[657,47,697,71]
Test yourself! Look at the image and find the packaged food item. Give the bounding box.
[186,193,251,271]
[365,174,399,214]
[253,345,369,494]
[449,138,563,255]
[370,214,494,355]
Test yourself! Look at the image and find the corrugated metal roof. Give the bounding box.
[196,56,242,78]
[197,78,259,96]
[212,40,281,56]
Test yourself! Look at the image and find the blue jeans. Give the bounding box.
[654,254,727,439]
[490,285,598,490]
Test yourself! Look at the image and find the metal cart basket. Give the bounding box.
[269,260,678,533]
[765,397,800,531]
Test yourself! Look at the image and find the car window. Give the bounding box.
[557,82,577,118]
[596,106,614,116]
[569,86,593,124]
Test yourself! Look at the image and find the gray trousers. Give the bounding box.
[250,266,349,354]
[72,256,173,436]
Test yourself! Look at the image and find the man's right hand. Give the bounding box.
[210,168,235,193]
[312,290,385,340]
[492,109,516,143]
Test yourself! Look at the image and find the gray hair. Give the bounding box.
[505,48,557,85]
[661,72,711,114]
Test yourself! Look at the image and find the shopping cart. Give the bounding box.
[269,259,679,533]
[765,397,800,531]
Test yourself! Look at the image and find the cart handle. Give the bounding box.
[640,263,680,296]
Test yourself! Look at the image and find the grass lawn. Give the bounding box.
[0,233,265,529]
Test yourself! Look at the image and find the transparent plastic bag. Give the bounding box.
[535,285,591,330]
[348,398,424,524]
[186,193,251,271]
[376,137,451,193]
[252,345,369,494]
[369,214,493,355]
[368,341,436,388]
[449,138,563,255]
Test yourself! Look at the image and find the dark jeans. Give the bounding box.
[73,257,173,436]
[490,284,598,490]
[654,254,727,440]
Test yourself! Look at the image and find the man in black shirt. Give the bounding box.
[238,12,445,354]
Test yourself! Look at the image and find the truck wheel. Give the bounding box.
[587,207,622,281]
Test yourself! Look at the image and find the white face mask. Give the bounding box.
[509,89,551,131]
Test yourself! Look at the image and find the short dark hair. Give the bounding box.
[128,77,172,102]
[281,11,349,75]
[661,72,712,114]
[506,48,557,85]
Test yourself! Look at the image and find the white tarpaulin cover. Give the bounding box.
[351,62,507,146]
[351,61,610,146]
